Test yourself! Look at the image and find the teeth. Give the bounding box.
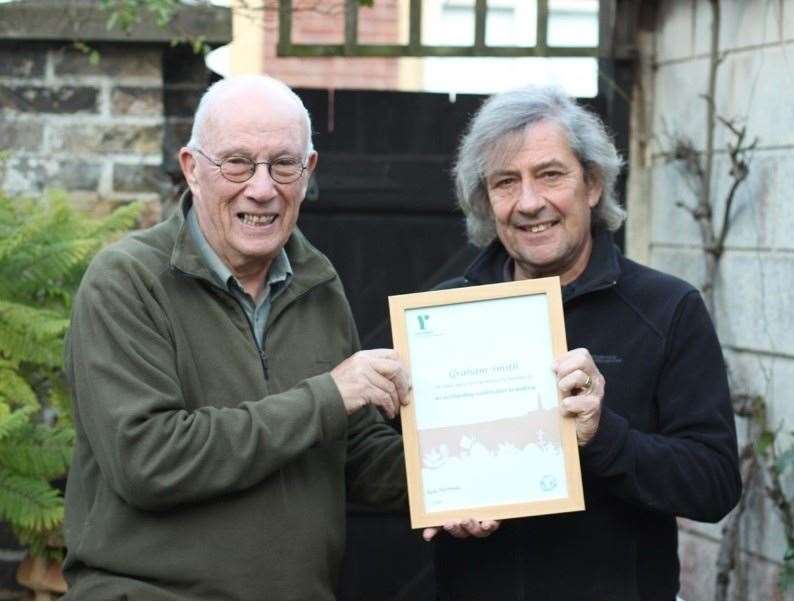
[528,222,552,233]
[241,214,276,226]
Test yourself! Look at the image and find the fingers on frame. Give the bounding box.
[555,348,594,375]
[364,371,399,417]
[558,369,591,394]
[360,348,400,361]
[370,357,411,402]
[561,394,599,417]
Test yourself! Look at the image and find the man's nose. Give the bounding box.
[516,180,545,214]
[245,163,278,200]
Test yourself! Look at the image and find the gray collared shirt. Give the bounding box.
[187,207,292,347]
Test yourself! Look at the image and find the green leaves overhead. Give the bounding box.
[100,0,181,32]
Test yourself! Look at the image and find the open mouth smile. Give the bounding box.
[517,220,557,233]
[238,213,276,226]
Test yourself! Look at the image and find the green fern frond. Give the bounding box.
[0,199,72,266]
[13,525,65,561]
[0,188,142,555]
[0,301,69,367]
[0,469,63,531]
[0,239,102,300]
[0,404,36,442]
[0,299,69,336]
[0,424,74,479]
[88,201,143,238]
[46,377,74,426]
[0,365,38,409]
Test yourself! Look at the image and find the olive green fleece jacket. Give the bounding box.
[62,197,406,600]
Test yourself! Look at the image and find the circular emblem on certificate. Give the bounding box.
[540,474,558,492]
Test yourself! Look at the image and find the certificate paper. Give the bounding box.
[389,278,584,528]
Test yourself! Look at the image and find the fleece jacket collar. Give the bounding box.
[462,228,622,303]
[169,191,337,319]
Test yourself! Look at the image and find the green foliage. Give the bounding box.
[756,430,775,455]
[100,0,180,31]
[98,0,379,54]
[781,546,794,593]
[754,418,794,595]
[775,440,794,477]
[782,546,794,594]
[71,40,101,65]
[0,189,141,558]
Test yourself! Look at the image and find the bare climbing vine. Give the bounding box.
[658,0,793,597]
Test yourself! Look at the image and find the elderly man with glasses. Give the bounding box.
[62,75,494,600]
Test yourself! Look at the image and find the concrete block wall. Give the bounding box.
[627,0,794,598]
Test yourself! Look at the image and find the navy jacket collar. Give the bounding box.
[462,228,622,302]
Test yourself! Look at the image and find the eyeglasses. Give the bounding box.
[192,148,307,184]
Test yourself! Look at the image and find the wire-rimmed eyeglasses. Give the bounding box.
[192,147,307,184]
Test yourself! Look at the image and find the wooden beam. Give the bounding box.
[277,0,293,57]
[283,43,598,58]
[345,0,359,55]
[536,0,549,55]
[409,0,422,53]
[474,0,487,50]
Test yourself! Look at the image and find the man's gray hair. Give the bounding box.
[455,85,625,247]
[187,74,314,158]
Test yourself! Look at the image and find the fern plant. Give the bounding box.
[0,189,141,559]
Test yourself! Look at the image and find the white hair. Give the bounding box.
[187,74,314,158]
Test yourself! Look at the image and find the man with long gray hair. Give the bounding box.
[431,86,740,599]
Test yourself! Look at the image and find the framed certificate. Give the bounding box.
[388,277,584,528]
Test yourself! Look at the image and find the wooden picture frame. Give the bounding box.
[388,277,584,528]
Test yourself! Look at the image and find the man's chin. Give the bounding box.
[512,255,565,279]
[233,243,282,264]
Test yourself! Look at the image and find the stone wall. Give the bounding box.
[0,1,230,226]
[1,43,166,224]
[626,1,794,598]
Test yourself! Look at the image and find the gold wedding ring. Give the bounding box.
[582,374,592,391]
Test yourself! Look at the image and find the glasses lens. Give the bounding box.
[270,158,303,183]
[220,157,255,182]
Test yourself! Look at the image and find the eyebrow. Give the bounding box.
[487,159,568,178]
[216,146,300,158]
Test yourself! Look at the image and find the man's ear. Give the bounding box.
[178,148,199,193]
[305,150,318,174]
[298,151,319,204]
[585,171,603,209]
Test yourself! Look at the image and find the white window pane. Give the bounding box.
[548,0,599,47]
[422,0,475,46]
[420,56,598,97]
[485,1,537,47]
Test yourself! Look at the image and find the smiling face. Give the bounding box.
[179,82,317,282]
[485,120,602,285]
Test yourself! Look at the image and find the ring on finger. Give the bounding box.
[582,373,592,392]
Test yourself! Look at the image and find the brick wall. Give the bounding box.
[259,1,402,90]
